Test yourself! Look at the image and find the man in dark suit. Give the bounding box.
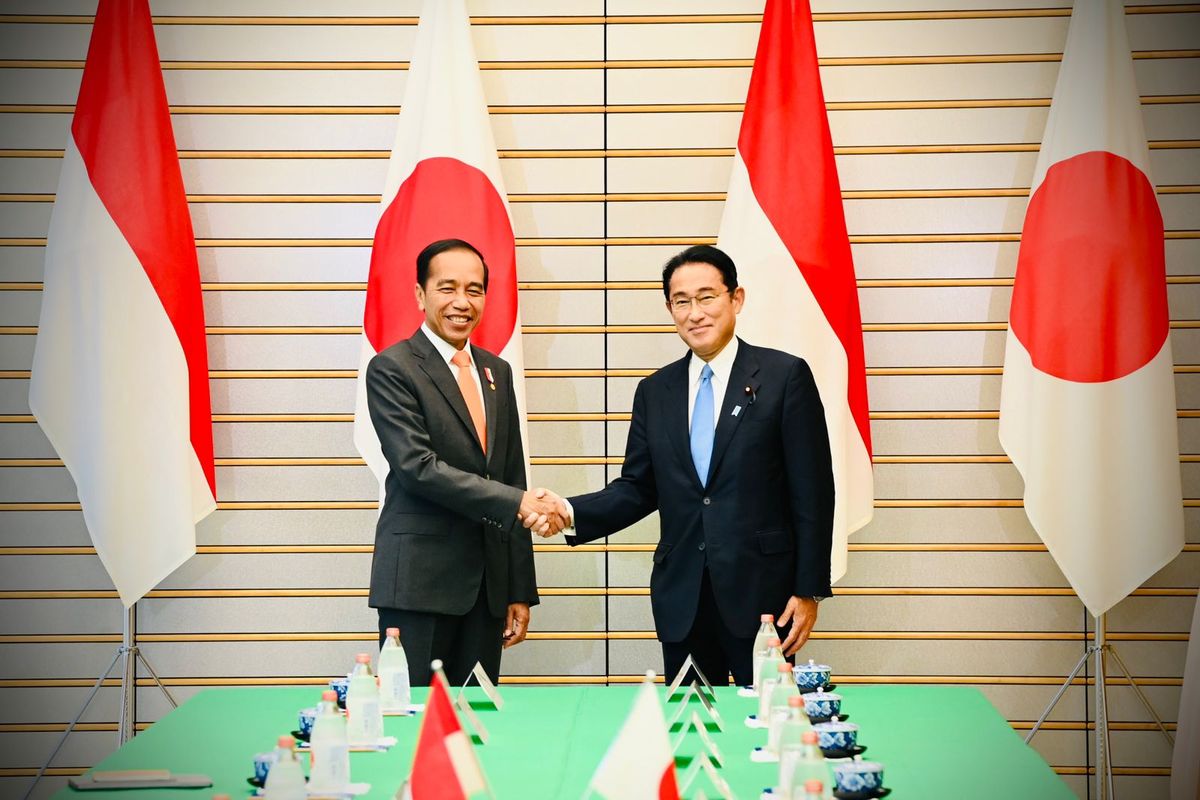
[542,245,835,686]
[365,238,559,686]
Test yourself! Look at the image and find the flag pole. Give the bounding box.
[1026,611,1175,799]
[23,601,178,800]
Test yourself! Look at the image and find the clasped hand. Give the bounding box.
[516,487,569,537]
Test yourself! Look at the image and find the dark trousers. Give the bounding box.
[377,578,504,687]
[661,568,758,687]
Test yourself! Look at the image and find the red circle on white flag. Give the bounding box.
[364,157,517,354]
[1010,150,1168,383]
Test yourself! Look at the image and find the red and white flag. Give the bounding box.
[403,671,491,800]
[354,0,525,487]
[999,0,1183,617]
[717,0,873,582]
[29,0,215,607]
[586,673,680,800]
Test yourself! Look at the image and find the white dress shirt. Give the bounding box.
[421,322,486,416]
[687,335,739,431]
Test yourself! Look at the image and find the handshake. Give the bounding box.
[516,487,571,538]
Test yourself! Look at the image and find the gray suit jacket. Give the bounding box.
[365,328,538,618]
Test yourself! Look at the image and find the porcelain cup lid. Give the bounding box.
[793,659,831,673]
[833,760,883,774]
[813,719,857,732]
[805,690,841,702]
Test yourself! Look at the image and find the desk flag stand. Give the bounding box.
[1024,613,1175,800]
[24,603,177,800]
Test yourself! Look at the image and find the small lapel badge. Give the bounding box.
[732,405,742,416]
[484,366,496,390]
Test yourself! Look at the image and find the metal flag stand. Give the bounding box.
[1024,613,1176,800]
[23,603,177,800]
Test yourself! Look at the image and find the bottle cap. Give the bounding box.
[386,627,400,637]
[767,637,782,647]
[788,695,804,707]
[760,614,774,623]
[321,690,337,702]
[212,795,232,800]
[804,780,824,792]
[277,735,294,748]
[355,653,371,663]
[801,730,819,744]
[777,661,792,673]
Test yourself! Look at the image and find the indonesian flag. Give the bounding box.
[28,0,215,607]
[353,0,526,488]
[405,672,491,800]
[998,0,1184,617]
[716,0,873,582]
[586,673,680,800]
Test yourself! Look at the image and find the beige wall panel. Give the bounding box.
[606,155,732,194]
[185,200,604,239]
[596,513,662,545]
[608,594,654,631]
[154,553,371,590]
[198,509,377,545]
[980,683,1182,725]
[0,509,91,547]
[528,464,606,496]
[209,378,356,415]
[198,246,371,283]
[519,289,605,326]
[524,376,606,413]
[205,334,359,371]
[0,420,53,457]
[606,332,687,369]
[202,290,362,326]
[0,201,48,237]
[517,245,606,283]
[528,420,606,457]
[853,507,1038,544]
[534,550,605,588]
[4,778,78,800]
[873,461,1025,499]
[866,374,1000,411]
[608,638,664,675]
[168,112,605,151]
[0,69,80,105]
[0,466,77,502]
[0,247,45,281]
[214,421,354,458]
[496,638,606,676]
[503,158,605,194]
[530,595,607,632]
[870,417,1002,455]
[0,156,60,193]
[522,331,604,369]
[2,685,122,725]
[0,598,121,634]
[1108,595,1196,633]
[215,464,376,501]
[864,330,1006,368]
[1152,148,1200,185]
[607,199,724,237]
[0,730,114,770]
[609,63,1091,106]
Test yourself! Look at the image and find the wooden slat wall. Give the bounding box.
[0,1,1196,797]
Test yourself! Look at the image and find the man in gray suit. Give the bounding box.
[365,238,560,685]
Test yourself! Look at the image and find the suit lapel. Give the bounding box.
[663,354,704,491]
[706,341,760,485]
[412,330,483,451]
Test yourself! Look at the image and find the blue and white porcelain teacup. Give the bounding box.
[328,676,351,707]
[802,689,842,720]
[833,760,884,793]
[793,659,832,692]
[252,751,276,783]
[297,706,318,737]
[813,717,858,752]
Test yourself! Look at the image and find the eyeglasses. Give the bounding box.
[669,291,728,314]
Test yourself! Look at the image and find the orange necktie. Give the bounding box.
[450,349,487,453]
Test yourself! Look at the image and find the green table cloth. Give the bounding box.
[52,684,1073,799]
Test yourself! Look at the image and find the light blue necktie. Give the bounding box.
[690,364,715,487]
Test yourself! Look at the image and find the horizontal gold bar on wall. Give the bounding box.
[2,7,1198,25]
[1,50,1196,71]
[2,142,1196,159]
[2,96,1198,116]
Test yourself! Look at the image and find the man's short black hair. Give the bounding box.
[416,238,489,291]
[661,245,738,301]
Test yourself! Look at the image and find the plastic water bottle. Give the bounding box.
[757,637,785,721]
[767,660,801,753]
[345,653,383,746]
[780,729,833,800]
[751,613,776,691]
[378,627,411,712]
[307,690,350,794]
[263,735,306,800]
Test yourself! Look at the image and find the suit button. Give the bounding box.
[698,542,706,551]
[703,497,711,505]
